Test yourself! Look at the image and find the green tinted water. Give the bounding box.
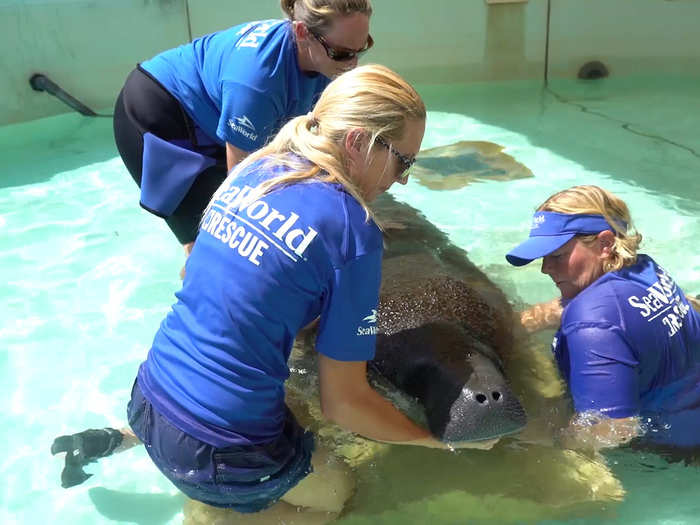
[1,76,698,524]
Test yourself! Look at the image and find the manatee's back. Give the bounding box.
[371,193,515,356]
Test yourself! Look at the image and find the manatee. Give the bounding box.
[368,192,526,442]
[318,194,626,521]
[410,140,533,191]
[372,285,526,442]
[290,193,526,444]
[170,194,625,525]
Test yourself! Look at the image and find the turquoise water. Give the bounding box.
[1,76,699,524]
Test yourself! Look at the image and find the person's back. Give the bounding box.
[139,157,383,446]
[507,184,700,450]
[555,253,700,447]
[141,20,328,151]
[113,0,367,253]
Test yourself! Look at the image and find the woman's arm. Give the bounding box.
[518,297,563,333]
[318,354,497,450]
[226,142,249,172]
[556,413,642,452]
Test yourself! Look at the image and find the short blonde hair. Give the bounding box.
[212,64,425,218]
[537,185,642,272]
[280,0,372,34]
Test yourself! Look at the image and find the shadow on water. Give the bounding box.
[412,140,533,190]
[88,487,184,525]
[415,74,700,210]
[0,112,117,189]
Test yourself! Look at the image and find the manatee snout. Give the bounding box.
[373,321,527,444]
[439,348,527,442]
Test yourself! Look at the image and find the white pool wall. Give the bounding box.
[1,0,699,126]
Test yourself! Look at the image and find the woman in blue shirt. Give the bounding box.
[506,185,700,452]
[113,0,374,260]
[55,65,495,525]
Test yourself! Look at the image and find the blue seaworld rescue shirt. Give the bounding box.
[552,254,700,447]
[141,19,330,150]
[138,157,383,447]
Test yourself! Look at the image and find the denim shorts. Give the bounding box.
[127,380,314,513]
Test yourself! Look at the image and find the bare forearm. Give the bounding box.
[322,387,439,447]
[318,355,498,450]
[226,142,249,172]
[556,413,641,452]
[519,298,563,333]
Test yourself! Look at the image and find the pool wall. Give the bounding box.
[1,0,699,126]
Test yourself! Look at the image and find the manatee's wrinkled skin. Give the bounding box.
[369,194,527,442]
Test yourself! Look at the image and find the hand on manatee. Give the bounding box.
[418,436,500,450]
[445,437,500,450]
[687,294,700,312]
[519,298,563,333]
[407,436,499,450]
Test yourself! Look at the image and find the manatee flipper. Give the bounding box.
[51,428,124,488]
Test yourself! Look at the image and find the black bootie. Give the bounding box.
[51,428,124,488]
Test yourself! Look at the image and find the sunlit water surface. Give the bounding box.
[1,76,698,524]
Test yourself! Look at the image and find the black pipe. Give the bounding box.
[29,73,100,117]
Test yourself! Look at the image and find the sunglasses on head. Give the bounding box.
[375,135,416,182]
[310,30,373,62]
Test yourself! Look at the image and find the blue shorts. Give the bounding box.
[127,380,314,513]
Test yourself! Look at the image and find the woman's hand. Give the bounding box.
[401,436,500,450]
[318,355,500,450]
[556,413,642,452]
[444,438,500,450]
[519,298,563,333]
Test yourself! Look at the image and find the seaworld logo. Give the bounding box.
[363,309,378,323]
[236,21,275,49]
[357,309,378,336]
[531,214,546,229]
[228,116,258,142]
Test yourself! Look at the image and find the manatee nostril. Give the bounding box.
[492,391,501,402]
[475,393,488,404]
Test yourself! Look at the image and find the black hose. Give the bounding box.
[29,73,112,117]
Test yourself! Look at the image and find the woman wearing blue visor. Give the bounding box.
[113,0,373,264]
[507,185,700,452]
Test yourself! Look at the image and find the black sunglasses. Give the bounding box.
[375,135,416,182]
[310,30,373,62]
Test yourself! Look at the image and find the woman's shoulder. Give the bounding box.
[304,182,383,260]
[561,254,674,328]
[217,19,292,68]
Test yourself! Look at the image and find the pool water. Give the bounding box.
[1,76,698,524]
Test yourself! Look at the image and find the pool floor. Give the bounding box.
[1,75,699,524]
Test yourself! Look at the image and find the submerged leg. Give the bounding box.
[183,498,337,525]
[182,444,354,525]
[281,445,355,513]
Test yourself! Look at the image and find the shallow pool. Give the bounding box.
[1,75,698,524]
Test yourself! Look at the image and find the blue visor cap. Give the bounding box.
[506,212,617,266]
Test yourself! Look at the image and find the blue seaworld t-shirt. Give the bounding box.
[552,254,700,447]
[138,157,383,447]
[141,20,330,150]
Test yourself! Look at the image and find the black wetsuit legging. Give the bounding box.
[113,66,228,245]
